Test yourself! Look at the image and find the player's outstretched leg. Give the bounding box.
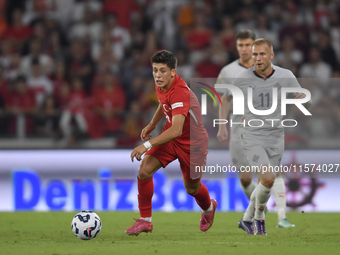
[272,176,295,228]
[253,176,273,235]
[126,156,161,235]
[125,177,154,236]
[184,180,218,232]
[240,177,256,200]
[239,184,256,234]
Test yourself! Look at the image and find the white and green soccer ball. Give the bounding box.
[71,210,102,240]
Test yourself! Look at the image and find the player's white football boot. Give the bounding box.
[277,218,295,228]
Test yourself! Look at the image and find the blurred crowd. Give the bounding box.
[0,0,339,148]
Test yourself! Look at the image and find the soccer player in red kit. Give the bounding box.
[126,50,218,235]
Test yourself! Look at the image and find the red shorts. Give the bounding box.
[145,139,208,183]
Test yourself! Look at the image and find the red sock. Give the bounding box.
[192,183,211,211]
[138,177,154,218]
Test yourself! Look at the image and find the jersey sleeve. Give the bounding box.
[284,70,301,98]
[287,70,301,88]
[217,67,232,84]
[227,75,242,98]
[169,87,191,117]
[216,67,233,95]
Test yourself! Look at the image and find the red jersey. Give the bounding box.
[67,90,87,113]
[186,29,212,51]
[93,85,126,133]
[102,0,141,29]
[93,86,126,111]
[1,26,32,43]
[5,89,36,110]
[156,75,208,147]
[0,79,7,98]
[196,61,221,78]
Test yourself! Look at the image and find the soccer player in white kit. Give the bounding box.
[216,31,295,228]
[230,38,311,235]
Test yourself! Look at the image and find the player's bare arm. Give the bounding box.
[147,114,185,147]
[131,114,185,162]
[140,103,164,141]
[217,92,232,142]
[295,92,312,109]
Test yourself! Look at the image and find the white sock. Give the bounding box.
[254,183,271,220]
[243,185,256,221]
[203,201,213,214]
[141,217,152,222]
[241,180,256,200]
[272,177,287,221]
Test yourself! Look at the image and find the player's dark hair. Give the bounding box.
[31,57,39,66]
[16,75,26,83]
[105,13,117,22]
[236,30,256,41]
[151,50,177,70]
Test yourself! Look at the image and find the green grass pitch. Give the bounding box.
[1,212,340,255]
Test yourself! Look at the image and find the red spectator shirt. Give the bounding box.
[196,61,221,78]
[186,29,212,51]
[93,85,126,132]
[5,89,36,134]
[156,75,208,148]
[5,89,36,110]
[0,79,7,98]
[93,86,126,111]
[102,0,140,29]
[1,26,32,43]
[67,90,87,113]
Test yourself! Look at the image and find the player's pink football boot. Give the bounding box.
[199,199,218,232]
[125,218,153,236]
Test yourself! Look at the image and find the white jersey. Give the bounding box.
[216,59,249,93]
[232,65,301,146]
[216,59,249,137]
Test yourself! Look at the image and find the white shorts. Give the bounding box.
[240,133,284,168]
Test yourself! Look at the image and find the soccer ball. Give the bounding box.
[71,210,102,240]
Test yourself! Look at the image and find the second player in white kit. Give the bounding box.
[216,32,296,229]
[233,38,311,235]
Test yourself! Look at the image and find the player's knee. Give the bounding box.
[261,178,275,188]
[138,166,153,180]
[184,182,200,195]
[185,186,199,195]
[240,178,252,187]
